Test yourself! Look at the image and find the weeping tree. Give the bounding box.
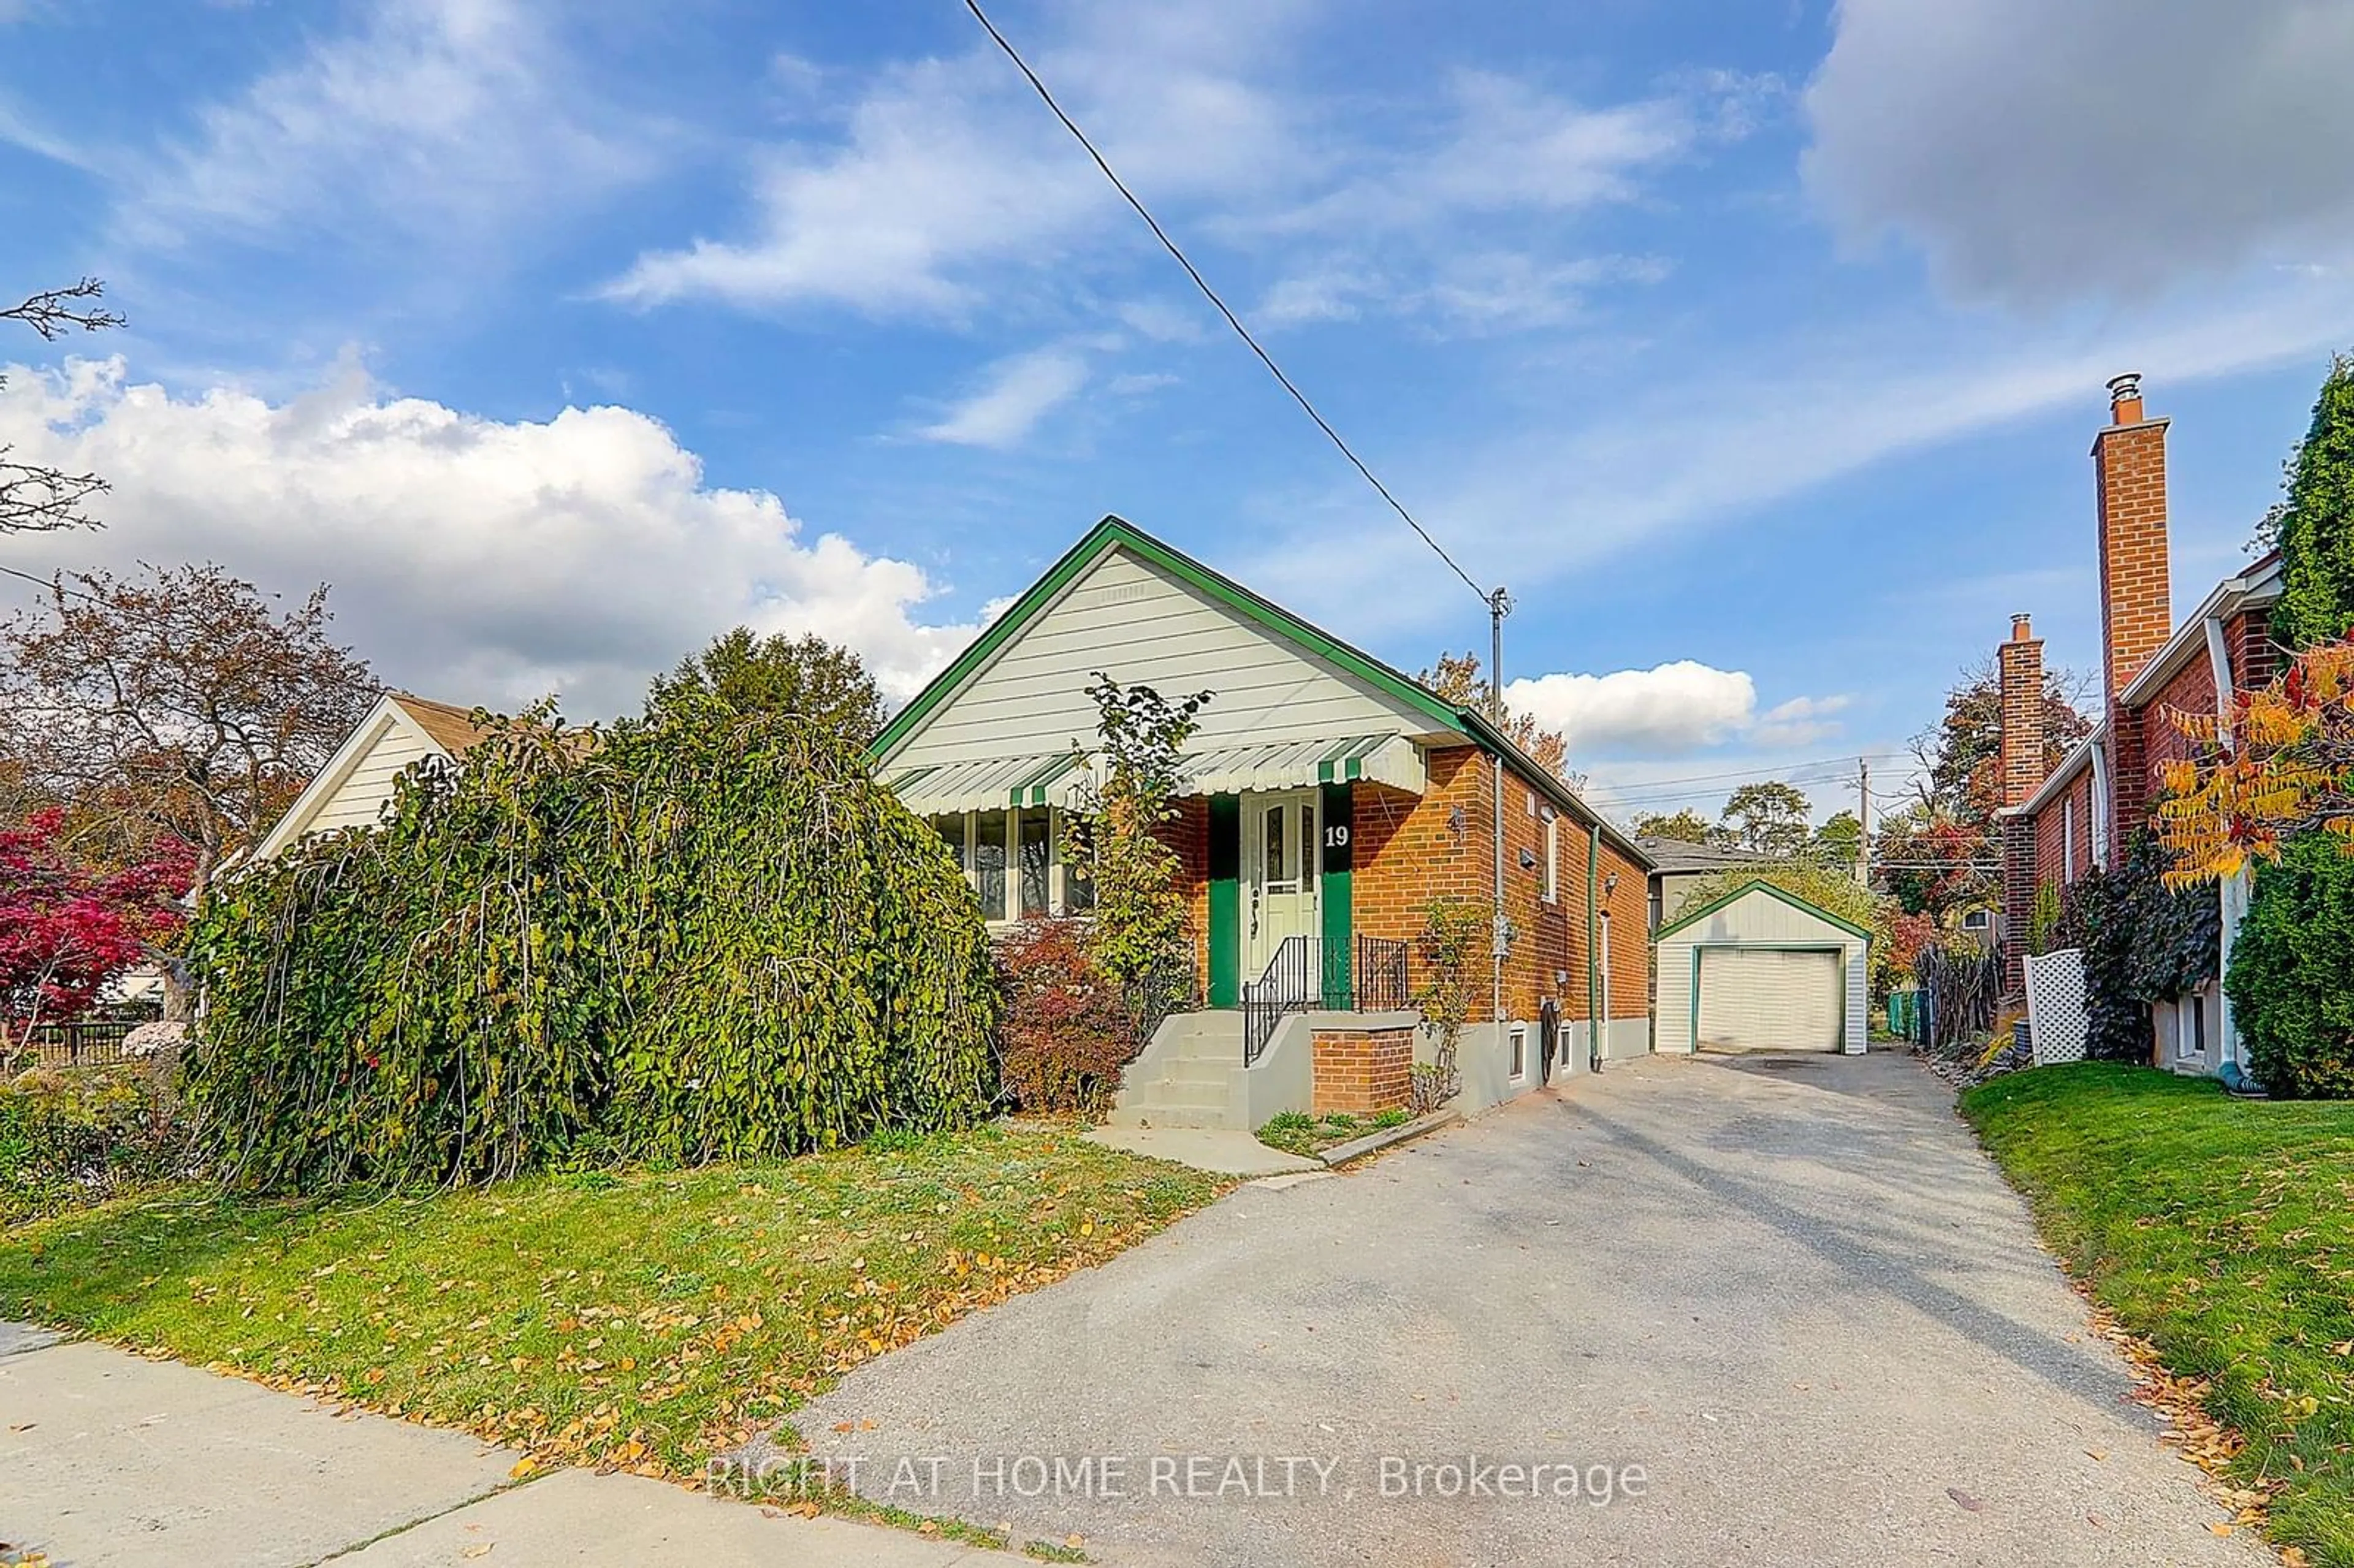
[189,691,997,1192]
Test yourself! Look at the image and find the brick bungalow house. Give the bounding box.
[869,516,1654,1127]
[1997,375,2280,1076]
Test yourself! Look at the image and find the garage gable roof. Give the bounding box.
[1653,878,1873,945]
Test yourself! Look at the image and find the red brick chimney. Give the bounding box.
[1998,613,2046,986]
[2093,373,2170,862]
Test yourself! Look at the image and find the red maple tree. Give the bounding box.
[0,808,191,1049]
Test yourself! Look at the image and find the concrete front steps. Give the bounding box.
[1107,1011,1246,1130]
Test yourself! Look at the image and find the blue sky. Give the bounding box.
[5,0,2353,824]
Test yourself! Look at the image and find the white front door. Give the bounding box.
[1242,790,1320,986]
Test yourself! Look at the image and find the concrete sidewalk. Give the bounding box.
[0,1328,1005,1567]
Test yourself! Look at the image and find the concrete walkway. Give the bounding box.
[1084,1124,1322,1177]
[798,1052,2274,1567]
[0,1333,998,1567]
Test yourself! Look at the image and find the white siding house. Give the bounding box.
[250,693,493,861]
[1653,881,1870,1056]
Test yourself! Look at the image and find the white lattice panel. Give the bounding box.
[2024,949,2089,1065]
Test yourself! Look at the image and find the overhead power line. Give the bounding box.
[960,0,1485,606]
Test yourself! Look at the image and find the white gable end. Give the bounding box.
[251,698,455,861]
[886,545,1441,771]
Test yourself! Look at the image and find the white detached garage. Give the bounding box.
[1654,880,1870,1056]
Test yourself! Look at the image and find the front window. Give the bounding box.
[1062,813,1097,913]
[932,805,1097,922]
[931,814,966,872]
[1018,807,1052,920]
[973,809,1008,920]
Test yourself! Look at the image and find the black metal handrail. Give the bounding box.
[1355,934,1411,1012]
[1241,933,1414,1065]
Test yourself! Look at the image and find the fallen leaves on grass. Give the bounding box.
[2081,1297,2284,1539]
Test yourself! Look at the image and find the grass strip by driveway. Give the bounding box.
[1962,1063,2354,1567]
[0,1124,1221,1485]
[1255,1108,1411,1160]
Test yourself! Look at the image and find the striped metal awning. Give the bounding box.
[884,752,1084,815]
[884,733,1422,816]
[1175,733,1423,796]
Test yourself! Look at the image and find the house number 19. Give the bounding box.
[1324,825,1350,848]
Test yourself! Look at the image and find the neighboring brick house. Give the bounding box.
[870,516,1653,1127]
[1997,375,2280,1076]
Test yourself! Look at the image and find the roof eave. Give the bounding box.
[2004,722,2106,819]
[1455,707,1654,869]
[2116,557,2285,709]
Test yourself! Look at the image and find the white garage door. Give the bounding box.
[1696,948,1843,1052]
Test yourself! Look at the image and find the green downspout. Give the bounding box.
[1587,823,1604,1073]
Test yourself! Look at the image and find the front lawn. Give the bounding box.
[0,1125,1220,1483]
[1963,1064,2354,1567]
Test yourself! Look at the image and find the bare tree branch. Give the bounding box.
[0,454,109,534]
[1,278,125,341]
[1,278,123,535]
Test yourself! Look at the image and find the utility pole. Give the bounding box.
[1856,756,1872,888]
[1489,587,1512,1042]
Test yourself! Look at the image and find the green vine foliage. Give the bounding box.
[2054,832,2220,1063]
[188,696,997,1192]
[2027,879,2064,956]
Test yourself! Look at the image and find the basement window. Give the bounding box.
[1509,1025,1528,1082]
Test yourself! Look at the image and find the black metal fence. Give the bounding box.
[4,1019,139,1071]
[1241,934,1415,1064]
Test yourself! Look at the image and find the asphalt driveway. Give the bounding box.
[798,1051,2268,1567]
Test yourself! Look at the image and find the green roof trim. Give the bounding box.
[1654,877,1874,945]
[869,516,1463,761]
[867,514,1653,869]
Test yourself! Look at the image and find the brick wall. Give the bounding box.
[2143,652,2219,778]
[2230,607,2277,694]
[1311,1026,1413,1114]
[1351,745,1648,1025]
[1158,797,1211,997]
[2032,767,2097,888]
[2094,397,2171,862]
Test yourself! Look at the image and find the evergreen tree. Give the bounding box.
[2270,354,2354,650]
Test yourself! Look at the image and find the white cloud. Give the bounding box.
[118,0,653,257]
[915,346,1090,449]
[1804,0,2354,303]
[1750,693,1854,750]
[606,6,1305,317]
[1250,270,2354,631]
[0,357,982,717]
[1257,267,1377,326]
[1269,69,1699,238]
[608,10,1729,334]
[1508,660,1766,754]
